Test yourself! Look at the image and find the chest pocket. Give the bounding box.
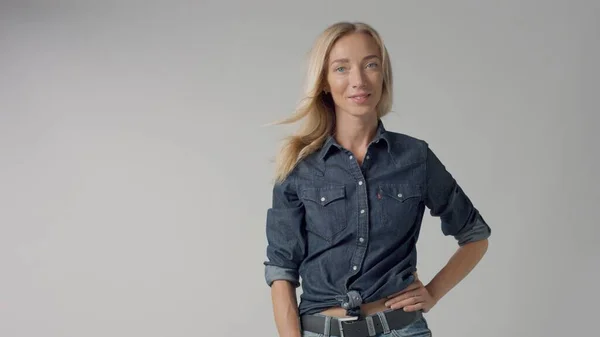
[377,184,422,229]
[300,186,347,241]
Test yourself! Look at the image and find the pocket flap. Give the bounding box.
[301,186,346,206]
[378,184,421,202]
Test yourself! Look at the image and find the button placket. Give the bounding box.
[358,179,368,245]
[352,176,369,269]
[343,149,370,277]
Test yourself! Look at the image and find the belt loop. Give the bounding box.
[323,316,331,337]
[376,312,390,334]
[365,316,376,336]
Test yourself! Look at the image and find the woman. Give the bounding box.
[264,21,491,337]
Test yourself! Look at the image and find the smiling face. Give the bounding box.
[324,32,384,120]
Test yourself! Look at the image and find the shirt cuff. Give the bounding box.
[454,213,491,246]
[265,264,300,288]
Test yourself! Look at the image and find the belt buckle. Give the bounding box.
[337,316,359,337]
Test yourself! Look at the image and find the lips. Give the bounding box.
[349,93,371,104]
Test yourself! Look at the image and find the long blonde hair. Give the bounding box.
[272,22,393,183]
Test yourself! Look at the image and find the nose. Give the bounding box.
[350,68,366,89]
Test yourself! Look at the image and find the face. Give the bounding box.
[324,32,384,120]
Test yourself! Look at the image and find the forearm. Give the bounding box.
[425,239,489,303]
[271,280,301,337]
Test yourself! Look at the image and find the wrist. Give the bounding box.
[425,283,441,304]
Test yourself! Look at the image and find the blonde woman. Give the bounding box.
[264,22,490,337]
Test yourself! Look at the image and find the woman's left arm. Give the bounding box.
[426,238,488,305]
[385,239,488,312]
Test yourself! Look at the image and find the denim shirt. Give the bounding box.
[263,120,491,317]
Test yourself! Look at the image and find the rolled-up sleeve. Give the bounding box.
[264,174,307,287]
[424,145,491,246]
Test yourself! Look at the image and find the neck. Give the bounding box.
[333,113,379,154]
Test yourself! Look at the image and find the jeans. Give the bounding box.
[301,316,432,337]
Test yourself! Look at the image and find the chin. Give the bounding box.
[343,106,378,118]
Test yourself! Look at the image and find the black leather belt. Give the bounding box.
[301,309,422,337]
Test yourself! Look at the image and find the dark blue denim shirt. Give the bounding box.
[263,120,491,317]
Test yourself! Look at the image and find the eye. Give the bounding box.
[334,66,346,72]
[366,62,379,68]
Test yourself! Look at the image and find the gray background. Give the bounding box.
[1,1,598,336]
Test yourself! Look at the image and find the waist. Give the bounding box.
[319,297,389,318]
[296,270,418,317]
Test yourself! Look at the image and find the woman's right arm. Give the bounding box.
[271,280,301,337]
[264,175,307,337]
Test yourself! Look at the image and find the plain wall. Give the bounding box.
[1,1,598,336]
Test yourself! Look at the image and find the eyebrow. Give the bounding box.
[329,54,380,66]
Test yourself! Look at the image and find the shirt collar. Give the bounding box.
[318,119,392,162]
